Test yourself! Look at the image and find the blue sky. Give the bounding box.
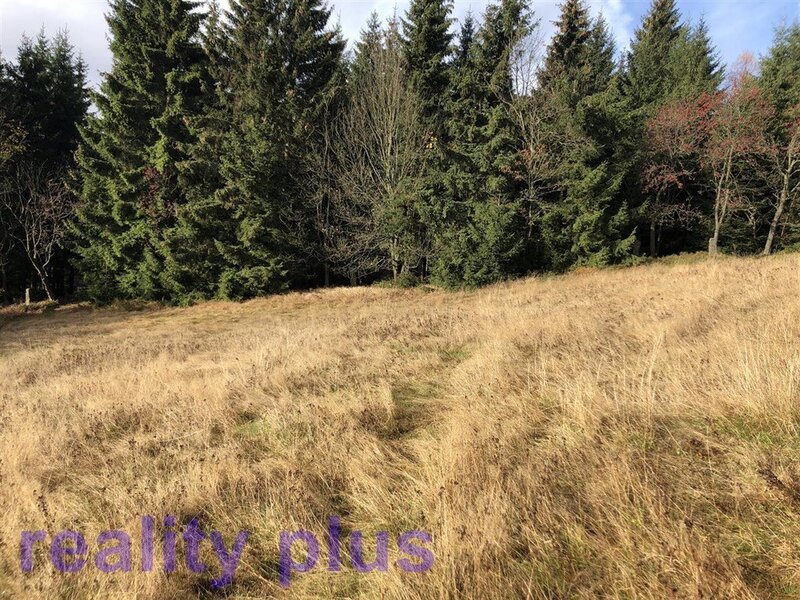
[1,0,798,87]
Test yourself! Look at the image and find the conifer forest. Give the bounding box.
[2,0,800,303]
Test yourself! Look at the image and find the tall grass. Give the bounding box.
[2,253,800,598]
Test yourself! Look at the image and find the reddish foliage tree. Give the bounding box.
[703,56,776,253]
[645,55,778,256]
[643,96,713,256]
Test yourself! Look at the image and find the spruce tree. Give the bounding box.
[761,24,800,117]
[215,0,344,299]
[669,19,723,101]
[585,14,615,95]
[536,4,635,268]
[432,0,531,285]
[432,12,484,285]
[401,0,454,280]
[3,32,88,300]
[73,0,208,301]
[352,11,383,85]
[161,0,233,301]
[622,0,680,256]
[9,34,52,164]
[624,0,724,256]
[474,0,530,267]
[535,0,594,268]
[46,32,90,165]
[569,17,636,266]
[624,0,681,110]
[9,31,88,167]
[538,0,591,104]
[402,0,454,131]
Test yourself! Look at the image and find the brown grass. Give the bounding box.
[2,253,800,599]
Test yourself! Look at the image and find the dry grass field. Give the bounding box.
[2,254,800,598]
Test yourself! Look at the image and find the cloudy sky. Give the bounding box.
[1,0,799,87]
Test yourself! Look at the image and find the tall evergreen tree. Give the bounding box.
[402,0,453,132]
[624,1,724,256]
[45,32,90,165]
[352,11,383,85]
[624,0,681,110]
[569,17,636,266]
[2,31,87,301]
[761,24,800,117]
[471,0,532,279]
[669,19,723,101]
[8,31,88,167]
[623,0,684,256]
[433,11,489,286]
[214,0,344,299]
[536,4,635,268]
[401,0,454,279]
[585,14,616,95]
[535,0,592,268]
[9,33,52,164]
[73,0,208,301]
[161,0,234,301]
[538,0,591,104]
[432,0,532,285]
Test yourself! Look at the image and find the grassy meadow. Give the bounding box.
[2,254,800,598]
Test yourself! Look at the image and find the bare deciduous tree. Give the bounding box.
[508,27,562,239]
[0,166,74,301]
[704,56,775,254]
[0,115,26,301]
[763,109,800,255]
[325,32,427,282]
[643,97,710,256]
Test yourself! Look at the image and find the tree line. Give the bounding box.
[2,0,800,304]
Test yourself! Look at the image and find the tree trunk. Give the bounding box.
[710,191,726,255]
[709,196,722,254]
[710,149,733,255]
[42,280,53,302]
[764,164,793,256]
[0,262,7,303]
[763,186,789,256]
[32,262,53,301]
[649,220,657,258]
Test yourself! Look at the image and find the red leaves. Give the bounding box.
[643,97,709,195]
[645,71,777,198]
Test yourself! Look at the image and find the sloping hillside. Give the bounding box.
[2,254,800,599]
